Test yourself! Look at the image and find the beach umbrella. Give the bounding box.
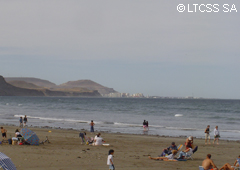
[0,152,17,170]
[20,128,39,145]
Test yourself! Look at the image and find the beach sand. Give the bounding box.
[0,125,239,170]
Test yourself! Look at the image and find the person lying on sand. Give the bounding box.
[219,155,240,170]
[149,150,177,160]
[202,154,218,170]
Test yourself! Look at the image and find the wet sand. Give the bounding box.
[0,125,239,170]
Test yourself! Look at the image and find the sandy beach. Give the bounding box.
[0,125,239,170]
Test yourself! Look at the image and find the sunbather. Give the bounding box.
[149,150,178,160]
[219,155,240,170]
[202,154,218,170]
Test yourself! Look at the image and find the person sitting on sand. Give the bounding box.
[202,154,218,170]
[219,155,240,170]
[15,129,22,138]
[185,136,193,149]
[1,127,7,140]
[160,142,178,156]
[177,147,193,159]
[149,150,178,160]
[93,133,105,146]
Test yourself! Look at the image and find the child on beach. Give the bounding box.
[107,149,115,170]
[19,117,23,127]
[1,127,7,139]
[89,120,95,132]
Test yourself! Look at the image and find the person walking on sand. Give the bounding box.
[90,120,95,132]
[23,115,28,127]
[213,126,220,144]
[19,116,23,127]
[205,125,211,144]
[1,127,7,140]
[107,149,115,170]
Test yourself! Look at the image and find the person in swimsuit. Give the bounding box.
[185,136,193,149]
[143,120,147,131]
[219,155,240,170]
[89,120,95,132]
[205,125,211,144]
[1,127,7,139]
[202,154,218,170]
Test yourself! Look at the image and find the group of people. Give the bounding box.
[149,136,198,161]
[202,154,240,170]
[143,120,149,131]
[79,132,105,146]
[19,115,28,128]
[205,125,220,145]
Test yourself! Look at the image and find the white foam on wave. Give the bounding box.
[6,103,9,105]
[18,104,22,106]
[175,114,183,117]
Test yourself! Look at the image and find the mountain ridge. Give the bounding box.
[5,77,117,95]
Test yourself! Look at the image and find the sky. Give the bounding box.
[0,0,240,99]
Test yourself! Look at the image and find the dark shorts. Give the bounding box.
[2,132,6,137]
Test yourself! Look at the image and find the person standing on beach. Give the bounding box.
[143,120,147,131]
[205,125,211,144]
[19,117,23,127]
[23,115,28,127]
[107,149,115,170]
[90,120,95,132]
[146,121,149,131]
[1,127,7,140]
[213,126,220,144]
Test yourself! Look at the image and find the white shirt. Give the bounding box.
[107,155,113,165]
[94,137,103,145]
[214,128,219,136]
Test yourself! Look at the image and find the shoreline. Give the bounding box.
[1,123,239,142]
[1,125,240,170]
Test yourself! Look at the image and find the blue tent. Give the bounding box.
[0,152,17,170]
[20,128,39,145]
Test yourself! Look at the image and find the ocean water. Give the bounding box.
[0,97,239,140]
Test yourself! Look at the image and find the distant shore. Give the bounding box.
[1,125,239,170]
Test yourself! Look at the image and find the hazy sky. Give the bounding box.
[1,0,240,99]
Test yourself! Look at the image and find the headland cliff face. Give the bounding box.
[0,76,45,96]
[0,76,101,97]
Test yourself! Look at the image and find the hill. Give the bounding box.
[5,77,57,88]
[7,81,43,89]
[0,76,101,97]
[58,80,117,95]
[0,76,45,96]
